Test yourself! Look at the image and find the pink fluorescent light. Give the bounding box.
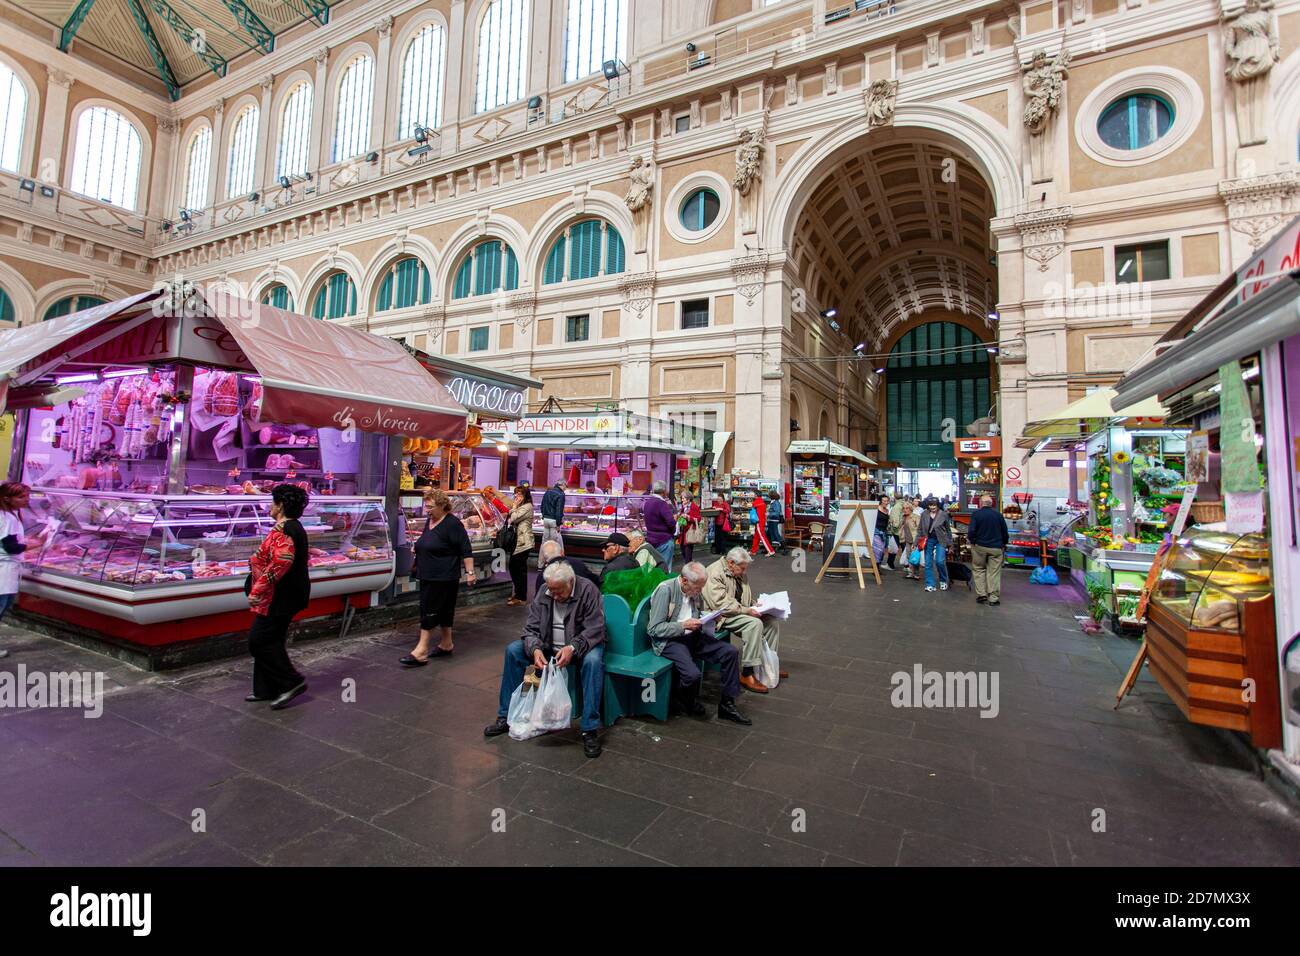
[103,367,148,379]
[55,373,98,384]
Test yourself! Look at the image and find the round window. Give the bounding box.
[680,188,720,232]
[1097,93,1174,151]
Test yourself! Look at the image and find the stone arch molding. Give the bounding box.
[524,189,639,286]
[438,214,530,300]
[765,101,1021,252]
[359,233,442,310]
[34,278,132,320]
[248,264,304,307]
[299,250,366,311]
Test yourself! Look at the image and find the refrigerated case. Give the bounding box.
[18,489,394,625]
[393,490,506,580]
[529,490,651,553]
[1146,530,1280,747]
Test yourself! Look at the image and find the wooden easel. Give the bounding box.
[814,503,882,588]
[1113,540,1172,708]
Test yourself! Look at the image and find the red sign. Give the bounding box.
[1236,215,1300,305]
[1006,466,1022,481]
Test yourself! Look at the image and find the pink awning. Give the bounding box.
[202,291,468,441]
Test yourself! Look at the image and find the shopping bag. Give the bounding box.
[531,661,573,733]
[908,547,922,567]
[1029,565,1059,586]
[507,682,544,741]
[887,536,900,555]
[758,642,781,690]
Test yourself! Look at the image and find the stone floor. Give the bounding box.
[2,552,1299,867]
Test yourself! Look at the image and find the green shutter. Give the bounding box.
[569,220,602,280]
[473,241,500,296]
[544,235,566,284]
[312,284,327,318]
[504,246,519,291]
[605,225,625,275]
[377,270,394,311]
[453,255,472,299]
[0,287,13,323]
[261,285,291,310]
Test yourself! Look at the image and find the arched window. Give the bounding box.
[225,105,259,199]
[563,0,627,83]
[182,125,211,211]
[43,295,107,322]
[0,61,28,174]
[398,24,446,137]
[543,219,626,284]
[69,107,143,209]
[451,240,519,299]
[475,0,528,113]
[277,81,312,179]
[260,284,293,310]
[1097,93,1174,151]
[376,257,432,311]
[0,286,15,323]
[333,54,374,163]
[885,322,991,468]
[311,271,357,319]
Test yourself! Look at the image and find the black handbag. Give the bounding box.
[494,522,518,554]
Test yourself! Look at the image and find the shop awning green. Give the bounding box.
[1020,388,1169,440]
[785,439,877,465]
[506,434,702,457]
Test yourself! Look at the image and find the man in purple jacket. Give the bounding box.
[642,480,678,571]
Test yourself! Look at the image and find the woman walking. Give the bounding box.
[506,485,534,606]
[917,497,954,592]
[749,491,775,557]
[710,491,731,555]
[897,501,920,579]
[676,490,702,564]
[400,489,476,666]
[246,484,312,709]
[0,482,40,659]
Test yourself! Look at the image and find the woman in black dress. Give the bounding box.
[400,489,475,665]
[246,484,311,709]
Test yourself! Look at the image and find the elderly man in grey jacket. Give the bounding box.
[647,562,751,725]
[484,561,606,758]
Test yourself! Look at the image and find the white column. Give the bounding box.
[39,68,74,186]
[257,73,275,190]
[309,47,329,170]
[442,0,467,155]
[206,97,225,211]
[532,0,554,97]
[371,16,395,153]
[148,118,178,221]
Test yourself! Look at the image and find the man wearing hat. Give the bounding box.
[597,532,640,586]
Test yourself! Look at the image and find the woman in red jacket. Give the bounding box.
[676,490,703,564]
[749,492,775,556]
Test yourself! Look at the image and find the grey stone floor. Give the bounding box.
[2,553,1299,867]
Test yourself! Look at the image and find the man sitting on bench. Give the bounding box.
[646,561,751,725]
[703,547,785,695]
[534,538,598,594]
[484,561,606,758]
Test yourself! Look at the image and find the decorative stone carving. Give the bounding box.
[17,223,32,243]
[624,155,655,253]
[825,61,838,93]
[259,74,274,93]
[156,118,180,135]
[51,232,66,252]
[926,33,940,67]
[1223,0,1279,146]
[313,47,329,67]
[423,308,446,345]
[619,272,656,316]
[733,127,765,235]
[971,18,986,55]
[374,15,394,38]
[1071,0,1087,24]
[785,74,798,107]
[48,68,74,90]
[731,254,769,306]
[721,90,733,120]
[1014,205,1073,272]
[1218,171,1298,248]
[509,294,537,333]
[1021,50,1070,183]
[865,79,898,128]
[80,240,95,260]
[213,97,225,120]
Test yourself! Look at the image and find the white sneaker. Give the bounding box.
[925,586,936,592]
[939,583,949,591]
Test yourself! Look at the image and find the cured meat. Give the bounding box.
[209,372,240,417]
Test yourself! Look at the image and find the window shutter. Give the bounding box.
[544,235,566,284]
[605,226,625,275]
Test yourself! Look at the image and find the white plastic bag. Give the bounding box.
[758,641,780,689]
[507,682,544,741]
[531,660,573,733]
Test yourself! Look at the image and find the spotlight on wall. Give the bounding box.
[987,311,999,321]
[601,59,620,79]
[986,347,998,354]
[366,152,379,163]
[413,125,430,144]
[248,192,259,203]
[828,319,841,332]
[278,175,292,189]
[527,95,543,109]
[853,343,866,354]
[875,367,885,374]
[160,220,172,232]
[820,308,837,319]
[18,178,35,193]
[685,42,697,52]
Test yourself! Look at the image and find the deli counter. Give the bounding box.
[531,490,651,554]
[394,491,506,580]
[18,489,394,626]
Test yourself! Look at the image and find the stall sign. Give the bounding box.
[65,313,255,371]
[955,437,1001,456]
[439,375,526,417]
[1236,215,1300,306]
[479,413,623,437]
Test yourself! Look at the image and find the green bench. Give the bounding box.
[597,593,673,723]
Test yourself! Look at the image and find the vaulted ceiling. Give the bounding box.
[790,137,997,349]
[22,0,328,96]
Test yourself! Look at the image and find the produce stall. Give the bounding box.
[0,287,469,663]
[722,471,782,543]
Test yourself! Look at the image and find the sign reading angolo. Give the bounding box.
[442,375,526,417]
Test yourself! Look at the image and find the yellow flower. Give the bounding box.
[1112,451,1131,464]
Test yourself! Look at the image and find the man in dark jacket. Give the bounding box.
[534,538,599,594]
[541,481,566,526]
[641,480,678,570]
[596,532,640,586]
[484,561,606,757]
[966,494,1010,606]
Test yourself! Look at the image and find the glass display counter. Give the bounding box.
[530,490,650,541]
[19,488,394,624]
[1145,530,1280,746]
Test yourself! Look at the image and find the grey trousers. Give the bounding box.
[970,544,1005,600]
[725,615,780,668]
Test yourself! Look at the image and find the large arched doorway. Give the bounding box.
[783,124,1000,495]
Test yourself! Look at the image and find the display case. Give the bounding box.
[1003,519,1043,568]
[393,491,506,586]
[726,475,781,539]
[19,489,394,625]
[530,490,649,541]
[1043,509,1088,565]
[792,462,827,517]
[1145,530,1280,747]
